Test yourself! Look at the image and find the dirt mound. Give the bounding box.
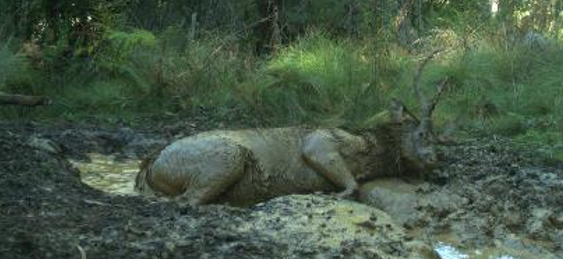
[0,125,433,259]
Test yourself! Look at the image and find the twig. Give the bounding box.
[82,199,109,206]
[0,93,52,106]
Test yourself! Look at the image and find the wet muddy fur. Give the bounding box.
[135,144,168,194]
[135,121,433,205]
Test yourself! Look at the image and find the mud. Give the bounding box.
[0,122,431,259]
[1,121,562,258]
[361,137,563,258]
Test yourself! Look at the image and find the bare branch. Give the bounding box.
[0,93,51,107]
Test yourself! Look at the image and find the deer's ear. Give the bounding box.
[389,99,404,123]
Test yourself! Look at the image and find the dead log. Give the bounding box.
[0,93,51,107]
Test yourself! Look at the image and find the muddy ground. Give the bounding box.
[1,121,562,258]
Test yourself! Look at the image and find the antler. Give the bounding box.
[428,77,448,117]
[412,49,446,132]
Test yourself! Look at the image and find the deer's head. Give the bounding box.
[386,50,447,173]
[388,99,438,173]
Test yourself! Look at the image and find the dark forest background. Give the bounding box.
[1,0,563,158]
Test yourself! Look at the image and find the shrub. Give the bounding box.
[239,31,385,126]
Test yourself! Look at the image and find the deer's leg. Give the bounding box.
[302,134,358,198]
[177,143,249,206]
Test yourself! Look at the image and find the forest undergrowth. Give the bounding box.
[1,27,563,161]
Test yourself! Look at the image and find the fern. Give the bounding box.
[105,29,157,60]
[89,29,158,94]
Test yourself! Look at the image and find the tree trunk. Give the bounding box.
[395,0,417,47]
[255,0,281,55]
[0,93,51,107]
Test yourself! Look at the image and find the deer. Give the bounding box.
[134,50,447,206]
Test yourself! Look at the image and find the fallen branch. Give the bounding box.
[0,93,51,107]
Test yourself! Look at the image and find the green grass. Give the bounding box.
[3,29,563,159]
[239,32,380,125]
[0,40,41,94]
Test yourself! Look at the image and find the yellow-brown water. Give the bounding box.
[71,153,140,195]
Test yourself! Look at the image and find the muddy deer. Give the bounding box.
[135,51,447,206]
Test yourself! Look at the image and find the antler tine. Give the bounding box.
[400,102,422,124]
[414,49,443,116]
[390,97,422,124]
[428,77,448,117]
[413,49,444,132]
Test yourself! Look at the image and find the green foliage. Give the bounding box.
[282,0,367,36]
[143,32,258,114]
[91,29,158,93]
[512,130,563,161]
[239,32,381,125]
[64,80,131,112]
[3,0,563,163]
[0,42,32,92]
[425,0,492,28]
[486,113,528,136]
[105,29,157,59]
[428,32,563,148]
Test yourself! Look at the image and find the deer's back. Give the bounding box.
[209,128,336,205]
[152,127,336,205]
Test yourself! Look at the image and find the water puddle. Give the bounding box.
[431,231,553,259]
[435,243,519,259]
[71,153,140,195]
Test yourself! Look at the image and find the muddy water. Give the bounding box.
[71,153,140,195]
[434,232,544,259]
[435,243,523,259]
[70,156,525,259]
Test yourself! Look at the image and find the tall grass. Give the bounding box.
[441,38,563,126]
[0,40,39,94]
[2,28,563,160]
[426,33,563,159]
[238,32,377,125]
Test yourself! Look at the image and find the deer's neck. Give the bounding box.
[357,127,403,181]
